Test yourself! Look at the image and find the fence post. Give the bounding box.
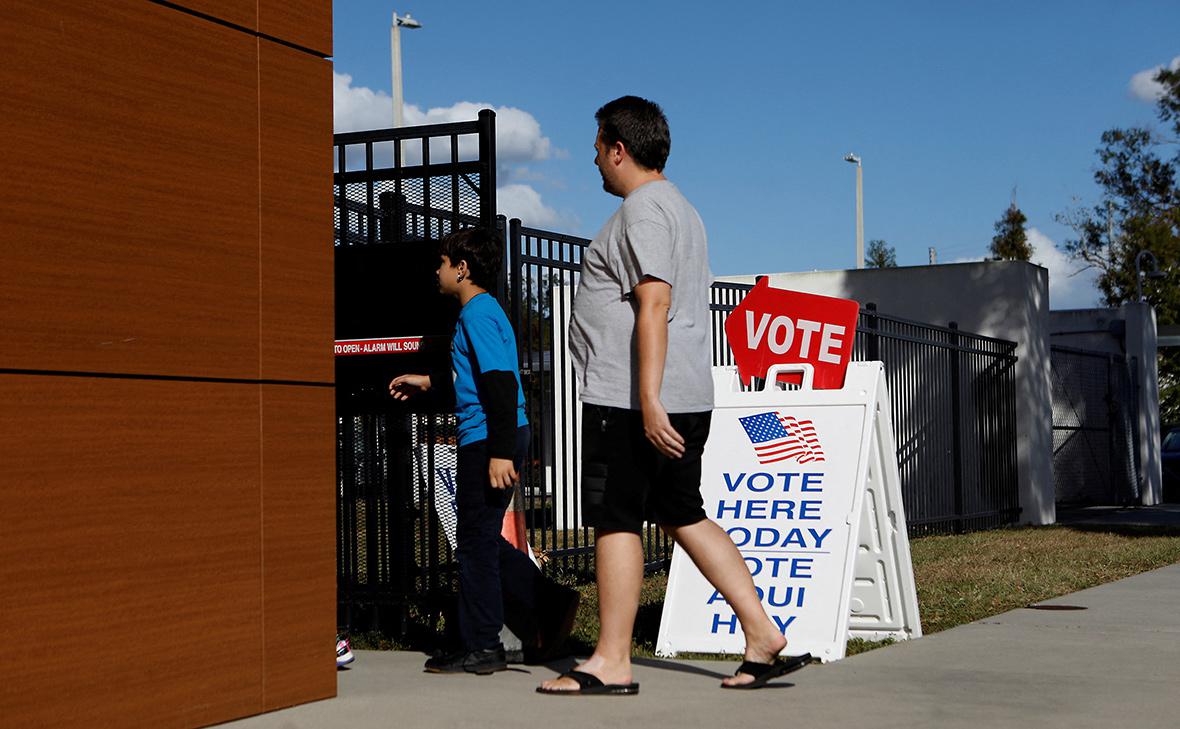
[1106,353,1119,504]
[362,416,383,612]
[378,191,407,244]
[478,109,503,303]
[494,214,509,308]
[508,218,523,364]
[865,302,880,361]
[949,322,965,532]
[1129,355,1142,501]
[477,109,497,229]
[364,142,375,244]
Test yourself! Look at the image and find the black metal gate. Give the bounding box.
[1050,345,1140,505]
[334,112,498,632]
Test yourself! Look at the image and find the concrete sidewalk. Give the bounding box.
[221,562,1180,729]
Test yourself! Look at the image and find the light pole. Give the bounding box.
[391,11,422,129]
[844,153,863,269]
[1135,249,1166,302]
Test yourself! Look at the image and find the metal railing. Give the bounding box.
[855,306,1020,534]
[334,112,497,245]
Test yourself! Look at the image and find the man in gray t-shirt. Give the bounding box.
[569,179,714,413]
[537,97,807,697]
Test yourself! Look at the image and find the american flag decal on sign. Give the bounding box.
[738,411,826,464]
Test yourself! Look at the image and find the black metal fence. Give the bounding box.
[855,306,1021,533]
[334,112,496,244]
[508,224,1021,575]
[1050,345,1140,505]
[332,113,1022,627]
[334,114,497,630]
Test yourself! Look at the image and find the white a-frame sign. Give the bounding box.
[656,362,921,661]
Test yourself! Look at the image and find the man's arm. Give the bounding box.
[478,369,521,489]
[634,277,686,459]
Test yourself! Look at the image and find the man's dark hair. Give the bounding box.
[439,226,502,289]
[595,95,671,172]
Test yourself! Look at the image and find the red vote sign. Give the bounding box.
[724,278,860,390]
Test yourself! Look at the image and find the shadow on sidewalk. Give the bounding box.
[1057,503,1180,536]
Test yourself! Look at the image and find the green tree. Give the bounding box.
[990,203,1032,261]
[1058,65,1180,419]
[865,239,897,268]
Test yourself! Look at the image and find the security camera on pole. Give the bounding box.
[391,11,421,129]
[391,10,422,162]
[844,153,863,269]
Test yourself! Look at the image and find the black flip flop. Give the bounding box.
[721,653,812,690]
[535,669,639,696]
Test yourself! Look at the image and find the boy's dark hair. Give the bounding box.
[439,226,502,290]
[595,95,671,172]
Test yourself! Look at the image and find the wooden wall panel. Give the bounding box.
[169,0,257,30]
[261,385,336,710]
[0,375,263,728]
[259,0,332,56]
[0,1,336,725]
[260,43,334,384]
[0,2,260,380]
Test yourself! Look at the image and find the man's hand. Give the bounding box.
[488,457,518,489]
[389,373,431,401]
[641,398,686,459]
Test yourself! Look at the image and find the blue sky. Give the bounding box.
[332,0,1180,308]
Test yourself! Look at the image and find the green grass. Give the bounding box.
[566,524,1180,658]
[353,524,1180,658]
[910,524,1180,635]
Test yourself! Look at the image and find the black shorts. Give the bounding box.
[579,403,712,533]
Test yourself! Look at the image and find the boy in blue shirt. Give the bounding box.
[390,227,577,674]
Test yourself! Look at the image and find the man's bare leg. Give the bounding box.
[538,529,643,691]
[662,519,788,687]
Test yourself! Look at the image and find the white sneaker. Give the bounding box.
[336,635,355,668]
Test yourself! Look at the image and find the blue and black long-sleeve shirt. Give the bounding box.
[431,292,527,458]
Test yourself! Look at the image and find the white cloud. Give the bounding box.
[497,183,575,230]
[404,102,551,162]
[948,229,1101,309]
[332,72,552,164]
[507,166,547,183]
[1027,228,1101,309]
[1129,56,1180,102]
[333,71,396,133]
[333,71,575,232]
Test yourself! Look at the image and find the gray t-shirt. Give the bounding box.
[569,180,714,413]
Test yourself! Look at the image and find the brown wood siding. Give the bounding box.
[261,385,336,710]
[0,1,261,380]
[167,0,258,30]
[0,376,264,727]
[260,42,334,384]
[259,0,332,56]
[0,1,335,726]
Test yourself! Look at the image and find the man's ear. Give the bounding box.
[611,140,627,164]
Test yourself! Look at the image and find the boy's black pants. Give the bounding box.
[455,425,539,651]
